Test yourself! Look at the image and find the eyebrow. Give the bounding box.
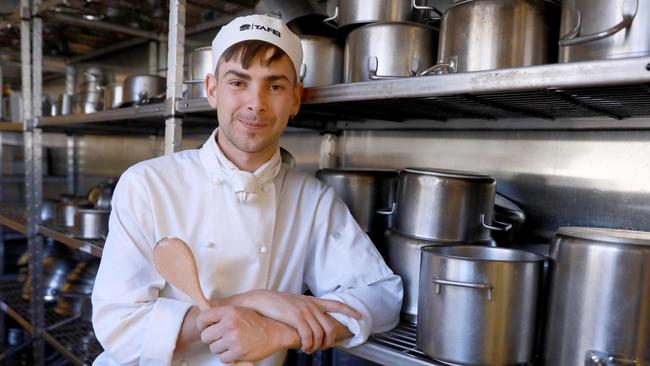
[222,69,291,83]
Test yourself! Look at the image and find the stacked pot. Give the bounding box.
[315,169,399,256]
[76,67,114,114]
[382,168,546,365]
[324,0,440,82]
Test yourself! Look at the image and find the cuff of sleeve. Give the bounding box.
[140,297,193,364]
[320,293,368,348]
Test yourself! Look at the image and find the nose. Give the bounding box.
[246,85,267,115]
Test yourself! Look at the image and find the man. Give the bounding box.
[92,14,402,365]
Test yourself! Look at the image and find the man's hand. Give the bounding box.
[197,305,300,363]
[230,290,362,354]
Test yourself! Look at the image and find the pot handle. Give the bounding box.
[412,0,443,20]
[369,56,419,80]
[419,55,458,76]
[323,6,339,28]
[432,277,493,301]
[480,213,512,232]
[376,202,396,216]
[299,63,307,83]
[559,0,638,47]
[584,350,638,366]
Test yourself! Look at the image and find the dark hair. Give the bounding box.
[217,40,295,82]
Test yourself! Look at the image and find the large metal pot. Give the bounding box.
[185,46,212,98]
[425,0,560,75]
[122,74,166,106]
[418,245,545,365]
[299,36,343,87]
[385,230,439,323]
[344,22,436,82]
[324,0,437,28]
[386,168,510,242]
[315,169,398,234]
[76,67,114,113]
[73,208,110,239]
[543,227,650,366]
[559,0,650,62]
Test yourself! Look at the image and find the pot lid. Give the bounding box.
[556,227,650,246]
[404,167,494,181]
[316,168,399,178]
[450,0,560,8]
[495,193,526,222]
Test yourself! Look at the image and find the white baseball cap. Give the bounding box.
[211,14,303,79]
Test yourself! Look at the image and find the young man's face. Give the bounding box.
[205,48,302,155]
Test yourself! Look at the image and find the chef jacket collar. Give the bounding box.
[200,128,281,203]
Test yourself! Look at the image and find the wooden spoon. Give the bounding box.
[153,237,254,366]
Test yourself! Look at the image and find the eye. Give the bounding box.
[229,80,245,87]
[270,84,284,91]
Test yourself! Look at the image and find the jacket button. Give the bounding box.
[332,232,341,240]
[259,245,268,254]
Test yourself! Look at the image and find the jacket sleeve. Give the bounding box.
[304,186,403,348]
[91,169,192,365]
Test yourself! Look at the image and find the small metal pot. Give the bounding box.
[54,94,75,116]
[316,169,398,234]
[55,259,99,317]
[559,0,650,62]
[344,21,436,82]
[55,196,90,228]
[185,46,212,98]
[102,83,123,110]
[72,208,109,239]
[324,0,438,28]
[424,0,560,75]
[299,36,343,87]
[22,255,78,302]
[383,168,510,242]
[122,74,166,106]
[418,245,545,365]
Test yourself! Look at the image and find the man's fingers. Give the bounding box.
[296,321,313,353]
[314,299,362,320]
[196,306,229,330]
[208,337,229,355]
[313,309,336,350]
[303,313,324,354]
[217,348,240,364]
[200,322,228,344]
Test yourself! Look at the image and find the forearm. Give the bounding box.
[331,315,353,342]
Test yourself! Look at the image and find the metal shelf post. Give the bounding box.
[164,0,186,155]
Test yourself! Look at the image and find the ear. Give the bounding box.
[291,82,304,117]
[206,73,218,110]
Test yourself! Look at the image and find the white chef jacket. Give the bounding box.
[91,129,403,366]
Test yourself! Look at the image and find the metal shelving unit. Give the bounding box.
[2,0,649,365]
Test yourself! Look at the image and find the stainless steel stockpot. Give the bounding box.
[55,195,90,228]
[72,208,110,239]
[559,0,650,62]
[418,245,545,366]
[543,227,650,366]
[315,169,398,234]
[424,0,560,75]
[299,36,343,87]
[122,74,166,106]
[185,46,212,98]
[102,83,123,110]
[385,230,440,323]
[324,0,437,28]
[344,22,436,82]
[385,168,510,242]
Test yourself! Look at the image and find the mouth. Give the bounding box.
[237,118,269,130]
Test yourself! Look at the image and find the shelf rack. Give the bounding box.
[0,279,102,365]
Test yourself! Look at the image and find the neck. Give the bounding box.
[215,130,277,172]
